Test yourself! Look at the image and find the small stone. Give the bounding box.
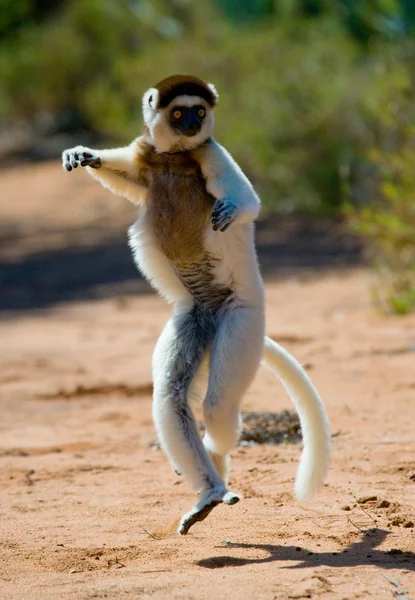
[341,505,351,511]
[376,500,390,508]
[357,495,377,504]
[404,521,414,528]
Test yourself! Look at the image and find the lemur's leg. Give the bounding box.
[152,306,240,535]
[171,354,210,477]
[202,306,265,483]
[62,142,145,204]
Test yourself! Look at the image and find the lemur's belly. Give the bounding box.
[145,172,233,310]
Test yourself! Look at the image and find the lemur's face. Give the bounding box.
[142,76,218,153]
[142,92,215,153]
[169,102,207,137]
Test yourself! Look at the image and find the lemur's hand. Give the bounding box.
[211,198,238,232]
[62,146,102,172]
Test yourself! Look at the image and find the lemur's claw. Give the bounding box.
[62,147,102,171]
[211,198,237,232]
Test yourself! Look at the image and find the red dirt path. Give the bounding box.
[0,161,414,599]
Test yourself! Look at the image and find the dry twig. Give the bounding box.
[384,575,409,600]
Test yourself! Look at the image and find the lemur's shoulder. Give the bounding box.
[190,137,227,171]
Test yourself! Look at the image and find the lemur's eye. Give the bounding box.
[173,110,182,119]
[198,108,206,118]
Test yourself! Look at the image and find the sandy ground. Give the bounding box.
[0,161,414,600]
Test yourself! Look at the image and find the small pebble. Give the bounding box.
[376,499,390,508]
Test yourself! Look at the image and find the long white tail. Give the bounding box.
[262,336,330,501]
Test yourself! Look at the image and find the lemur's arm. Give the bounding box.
[192,138,261,231]
[62,139,147,205]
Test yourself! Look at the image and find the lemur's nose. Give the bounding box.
[179,112,202,137]
[183,124,201,136]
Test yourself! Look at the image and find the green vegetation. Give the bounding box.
[347,117,415,314]
[1,0,415,311]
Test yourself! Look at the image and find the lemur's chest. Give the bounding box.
[145,153,215,265]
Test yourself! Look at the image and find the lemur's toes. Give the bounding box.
[178,500,220,535]
[223,491,240,505]
[62,148,101,171]
[178,487,241,535]
[80,153,102,169]
[211,198,237,232]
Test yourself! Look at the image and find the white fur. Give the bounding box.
[208,83,219,101]
[197,139,261,223]
[203,223,264,307]
[62,142,146,205]
[62,81,331,533]
[262,337,331,501]
[152,312,224,492]
[128,213,193,307]
[203,306,265,457]
[170,95,210,107]
[142,87,159,128]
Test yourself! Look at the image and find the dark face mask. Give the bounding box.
[170,105,206,137]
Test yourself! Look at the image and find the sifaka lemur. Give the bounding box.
[62,74,330,535]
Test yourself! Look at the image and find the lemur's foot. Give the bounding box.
[62,146,102,171]
[178,486,240,535]
[211,197,238,232]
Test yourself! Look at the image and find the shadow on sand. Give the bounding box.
[0,217,361,313]
[197,529,414,571]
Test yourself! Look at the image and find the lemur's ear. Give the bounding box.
[142,87,159,122]
[208,83,219,103]
[144,88,158,107]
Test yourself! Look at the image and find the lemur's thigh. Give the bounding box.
[152,306,223,492]
[203,307,265,456]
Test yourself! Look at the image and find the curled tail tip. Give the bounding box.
[294,477,326,502]
[294,460,330,502]
[294,450,330,502]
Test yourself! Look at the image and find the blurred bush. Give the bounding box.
[347,108,415,314]
[1,0,415,310]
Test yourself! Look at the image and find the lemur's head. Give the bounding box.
[142,75,218,153]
